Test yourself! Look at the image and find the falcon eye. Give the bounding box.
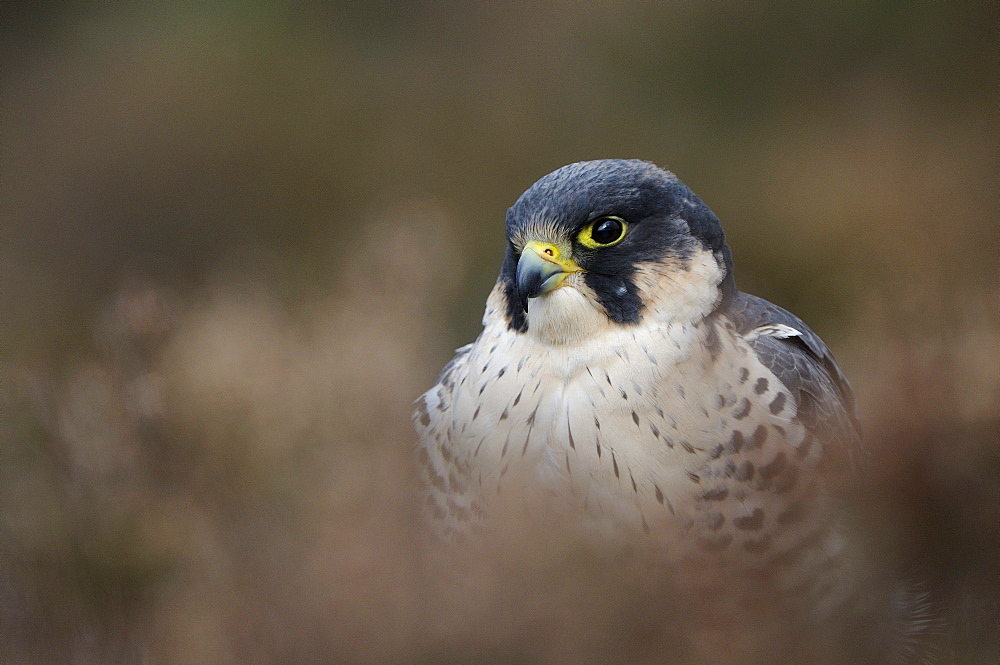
[578,216,627,249]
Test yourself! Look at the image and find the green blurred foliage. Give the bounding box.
[1,2,998,663]
[4,1,996,358]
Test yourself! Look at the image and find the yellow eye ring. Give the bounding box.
[577,216,628,249]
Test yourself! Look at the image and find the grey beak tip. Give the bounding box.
[515,248,565,313]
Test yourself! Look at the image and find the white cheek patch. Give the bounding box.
[632,248,724,327]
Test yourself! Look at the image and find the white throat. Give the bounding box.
[525,280,610,345]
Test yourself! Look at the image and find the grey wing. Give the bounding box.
[728,292,865,472]
[413,344,478,541]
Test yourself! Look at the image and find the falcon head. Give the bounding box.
[498,160,736,341]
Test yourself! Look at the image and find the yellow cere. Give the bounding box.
[523,240,582,272]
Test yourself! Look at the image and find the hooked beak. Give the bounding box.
[515,241,582,312]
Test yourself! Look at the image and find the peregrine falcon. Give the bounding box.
[415,159,865,619]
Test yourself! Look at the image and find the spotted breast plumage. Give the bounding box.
[415,160,878,634]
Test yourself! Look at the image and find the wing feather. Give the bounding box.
[727,292,864,472]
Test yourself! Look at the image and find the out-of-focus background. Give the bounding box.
[2,2,997,663]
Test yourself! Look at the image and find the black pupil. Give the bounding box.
[592,218,623,244]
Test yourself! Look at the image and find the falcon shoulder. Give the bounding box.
[725,292,865,472]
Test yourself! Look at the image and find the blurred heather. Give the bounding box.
[1,2,997,663]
